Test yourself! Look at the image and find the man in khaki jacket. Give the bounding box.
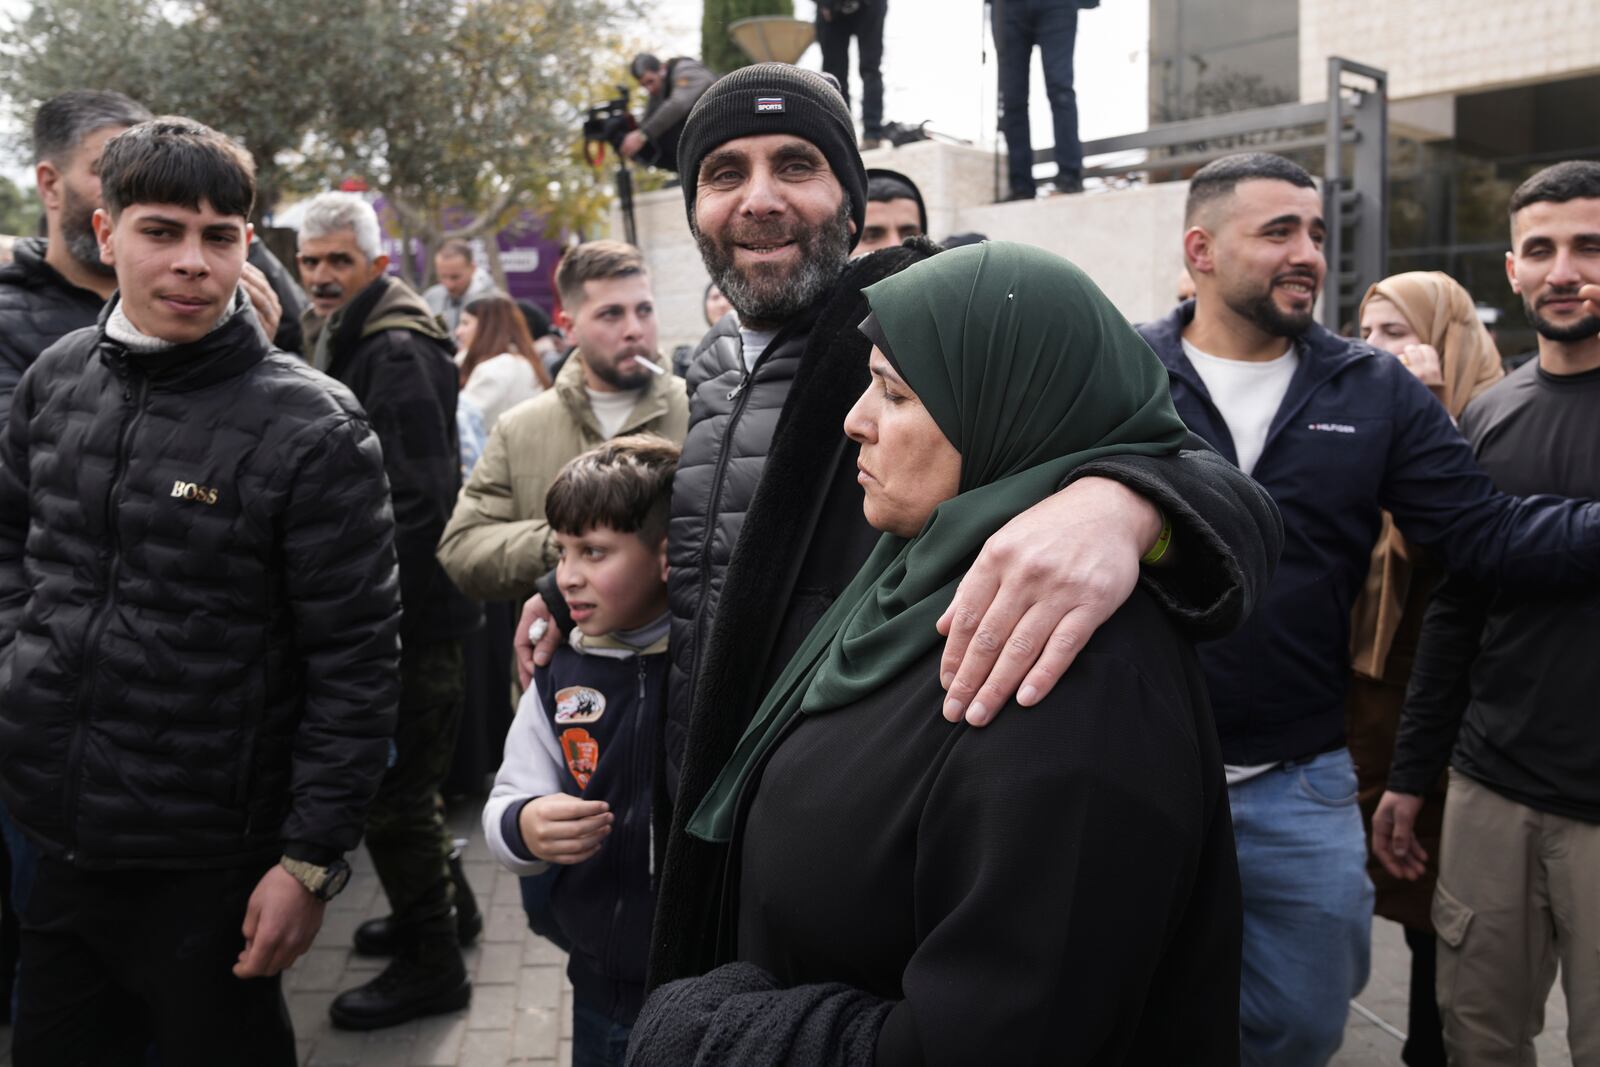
[437,241,689,602]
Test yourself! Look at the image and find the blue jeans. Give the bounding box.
[518,865,571,954]
[573,996,632,1067]
[1230,749,1374,1067]
[991,0,1082,195]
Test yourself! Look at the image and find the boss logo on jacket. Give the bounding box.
[170,479,221,505]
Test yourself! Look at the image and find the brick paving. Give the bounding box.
[285,801,572,1067]
[0,797,1574,1065]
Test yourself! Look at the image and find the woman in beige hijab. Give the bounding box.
[1350,270,1503,1067]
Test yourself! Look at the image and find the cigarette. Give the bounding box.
[631,356,666,375]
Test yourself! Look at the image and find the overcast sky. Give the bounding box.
[2,0,1148,183]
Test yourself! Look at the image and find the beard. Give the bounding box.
[1525,290,1600,343]
[61,183,115,278]
[693,199,852,328]
[586,348,655,391]
[1223,270,1319,338]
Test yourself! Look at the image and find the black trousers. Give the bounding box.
[447,600,518,797]
[816,1,886,136]
[1402,926,1447,1067]
[10,856,295,1067]
[992,0,1082,195]
[365,640,466,942]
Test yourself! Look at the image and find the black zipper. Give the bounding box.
[62,361,147,857]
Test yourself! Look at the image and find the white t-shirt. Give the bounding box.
[740,327,777,373]
[1180,337,1298,477]
[586,387,641,439]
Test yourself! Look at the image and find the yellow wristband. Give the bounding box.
[1141,515,1173,565]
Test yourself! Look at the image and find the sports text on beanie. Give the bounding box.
[677,63,869,250]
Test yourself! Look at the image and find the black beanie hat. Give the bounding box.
[677,63,868,250]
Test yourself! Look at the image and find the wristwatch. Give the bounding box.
[280,855,352,901]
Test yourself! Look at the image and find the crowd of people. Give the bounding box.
[0,45,1596,1067]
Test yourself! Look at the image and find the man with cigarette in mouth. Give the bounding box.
[438,240,688,606]
[295,191,484,1030]
[435,241,687,949]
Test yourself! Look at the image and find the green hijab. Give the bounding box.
[687,242,1188,843]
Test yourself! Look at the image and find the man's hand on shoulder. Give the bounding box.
[514,593,564,688]
[234,864,327,978]
[240,261,282,344]
[937,477,1162,726]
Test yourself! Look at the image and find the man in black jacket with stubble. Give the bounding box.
[296,191,484,1030]
[0,118,401,1065]
[514,66,1284,1010]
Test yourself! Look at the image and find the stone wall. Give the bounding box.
[1299,0,1600,102]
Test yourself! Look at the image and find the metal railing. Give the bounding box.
[1026,56,1388,331]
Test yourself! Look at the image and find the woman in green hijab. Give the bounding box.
[628,243,1242,1066]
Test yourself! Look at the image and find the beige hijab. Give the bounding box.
[1350,272,1505,679]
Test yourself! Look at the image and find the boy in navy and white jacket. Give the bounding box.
[483,434,677,1064]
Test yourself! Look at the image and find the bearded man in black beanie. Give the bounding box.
[513,63,1283,996]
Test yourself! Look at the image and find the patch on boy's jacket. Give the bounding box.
[562,728,600,790]
[555,686,607,724]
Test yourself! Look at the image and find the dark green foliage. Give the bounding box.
[1,0,635,249]
[0,174,41,237]
[701,0,794,75]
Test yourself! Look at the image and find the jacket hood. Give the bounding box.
[1,236,103,302]
[302,275,451,359]
[866,168,928,236]
[356,275,451,342]
[0,236,49,283]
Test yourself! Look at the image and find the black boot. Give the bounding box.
[353,848,482,956]
[328,934,470,1031]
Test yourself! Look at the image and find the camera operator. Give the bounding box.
[621,53,716,173]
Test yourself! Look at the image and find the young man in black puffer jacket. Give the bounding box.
[0,118,401,1065]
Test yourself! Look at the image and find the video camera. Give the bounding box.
[581,85,640,245]
[583,86,636,164]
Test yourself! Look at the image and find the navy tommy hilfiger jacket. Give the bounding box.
[1138,302,1600,766]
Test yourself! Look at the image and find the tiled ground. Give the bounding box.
[283,802,572,1067]
[0,799,1576,1065]
[1334,915,1570,1067]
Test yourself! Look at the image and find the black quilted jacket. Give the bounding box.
[0,300,402,869]
[0,237,105,437]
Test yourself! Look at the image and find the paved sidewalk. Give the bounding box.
[0,796,1574,1065]
[1334,914,1570,1067]
[285,801,572,1067]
